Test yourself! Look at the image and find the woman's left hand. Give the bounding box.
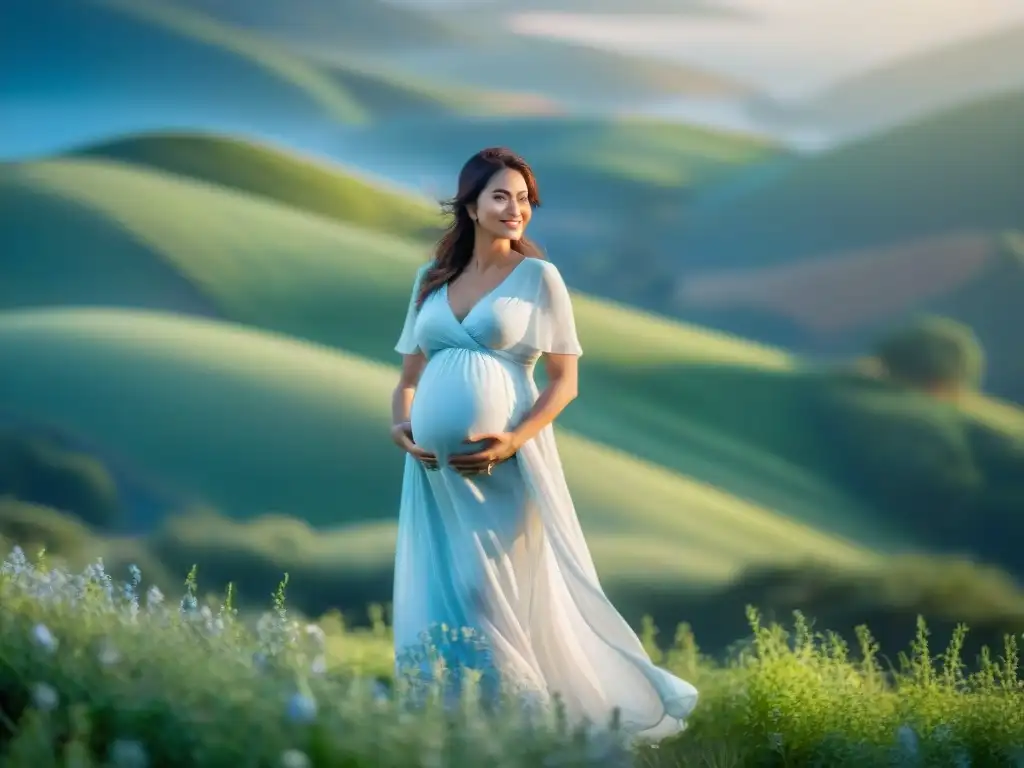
[448,432,520,477]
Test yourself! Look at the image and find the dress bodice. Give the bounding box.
[394,257,583,366]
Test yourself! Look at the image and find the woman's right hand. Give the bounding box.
[390,422,439,471]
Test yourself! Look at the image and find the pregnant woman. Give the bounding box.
[389,147,698,739]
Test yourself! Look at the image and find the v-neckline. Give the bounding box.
[445,258,528,325]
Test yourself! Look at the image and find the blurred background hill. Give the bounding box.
[2,0,1023,663]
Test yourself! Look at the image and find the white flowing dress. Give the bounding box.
[392,257,698,738]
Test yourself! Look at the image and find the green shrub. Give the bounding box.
[874,315,986,393]
[630,556,1024,677]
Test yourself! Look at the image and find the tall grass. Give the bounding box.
[1,548,1023,766]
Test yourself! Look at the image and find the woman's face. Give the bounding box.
[469,168,532,242]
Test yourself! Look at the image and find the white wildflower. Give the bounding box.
[304,623,326,648]
[146,586,164,610]
[280,749,311,768]
[32,623,58,653]
[311,654,327,675]
[2,545,28,575]
[98,639,122,667]
[31,682,59,712]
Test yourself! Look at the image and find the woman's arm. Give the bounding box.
[391,352,427,428]
[390,353,437,469]
[509,352,578,450]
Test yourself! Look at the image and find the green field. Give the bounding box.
[73,133,446,241]
[2,131,1023,631]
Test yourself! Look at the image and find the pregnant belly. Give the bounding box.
[411,349,525,458]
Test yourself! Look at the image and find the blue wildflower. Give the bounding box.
[285,692,318,724]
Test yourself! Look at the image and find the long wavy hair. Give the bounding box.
[416,147,542,308]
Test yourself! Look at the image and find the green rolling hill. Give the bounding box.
[0,308,877,589]
[2,133,1023,619]
[0,149,863,531]
[750,24,1024,142]
[4,0,522,133]
[673,91,1024,401]
[72,133,446,242]
[343,115,776,189]
[333,117,779,304]
[0,152,840,521]
[169,0,464,53]
[385,17,748,110]
[678,91,1024,271]
[45,128,780,315]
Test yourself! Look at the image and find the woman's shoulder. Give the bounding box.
[519,255,562,279]
[522,257,569,293]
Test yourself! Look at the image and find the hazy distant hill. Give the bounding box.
[369,16,748,110]
[1,0,524,140]
[673,91,1024,401]
[750,24,1024,142]
[443,0,743,15]
[336,115,777,300]
[170,0,464,52]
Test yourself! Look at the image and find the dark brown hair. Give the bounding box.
[416,147,542,308]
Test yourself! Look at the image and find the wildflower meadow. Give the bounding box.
[2,547,1024,767]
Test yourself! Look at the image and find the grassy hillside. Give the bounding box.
[754,24,1024,141]
[387,22,748,110]
[338,116,779,303]
[5,0,364,124]
[3,0,517,135]
[446,0,740,15]
[0,157,435,326]
[0,154,852,526]
[3,144,1024,586]
[0,153,867,536]
[346,115,776,189]
[674,91,1024,400]
[72,133,446,241]
[170,0,464,53]
[0,308,877,592]
[679,91,1024,270]
[13,124,779,317]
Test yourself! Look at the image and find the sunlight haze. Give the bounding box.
[506,0,1024,98]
